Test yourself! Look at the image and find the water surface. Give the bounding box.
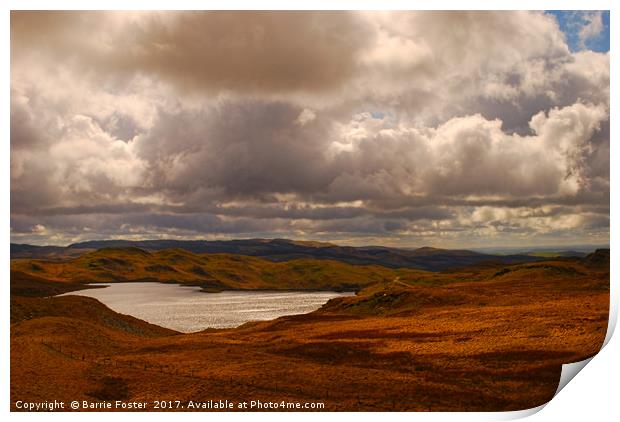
[61,282,352,332]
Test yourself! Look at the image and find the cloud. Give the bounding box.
[10,11,610,247]
[11,11,373,95]
[578,12,605,49]
[295,109,316,126]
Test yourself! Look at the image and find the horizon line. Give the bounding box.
[10,237,610,252]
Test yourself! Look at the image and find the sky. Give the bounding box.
[547,11,610,52]
[10,11,610,248]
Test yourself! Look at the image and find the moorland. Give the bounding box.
[10,242,609,411]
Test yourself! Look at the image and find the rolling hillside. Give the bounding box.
[11,238,546,271]
[10,247,409,291]
[10,250,609,411]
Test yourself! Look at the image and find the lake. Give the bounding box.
[61,282,353,333]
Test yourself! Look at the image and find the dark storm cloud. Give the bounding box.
[10,91,47,150]
[10,212,283,237]
[134,101,337,197]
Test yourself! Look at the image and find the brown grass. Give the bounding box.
[10,254,609,411]
[11,247,411,291]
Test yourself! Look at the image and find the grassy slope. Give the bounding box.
[10,271,98,297]
[10,253,609,411]
[11,247,421,291]
[12,239,545,270]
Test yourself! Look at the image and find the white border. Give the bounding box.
[3,2,617,421]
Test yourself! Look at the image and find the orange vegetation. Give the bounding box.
[11,247,407,291]
[10,250,609,411]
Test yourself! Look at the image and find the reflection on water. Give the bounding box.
[60,282,353,333]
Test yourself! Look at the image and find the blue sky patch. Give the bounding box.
[546,11,610,52]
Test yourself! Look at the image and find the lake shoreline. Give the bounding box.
[71,279,361,294]
[60,282,353,332]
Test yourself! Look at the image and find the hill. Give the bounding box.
[10,271,99,297]
[10,247,410,292]
[583,248,611,267]
[10,253,609,411]
[11,238,545,271]
[10,243,94,260]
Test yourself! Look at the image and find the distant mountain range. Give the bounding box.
[8,238,570,271]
